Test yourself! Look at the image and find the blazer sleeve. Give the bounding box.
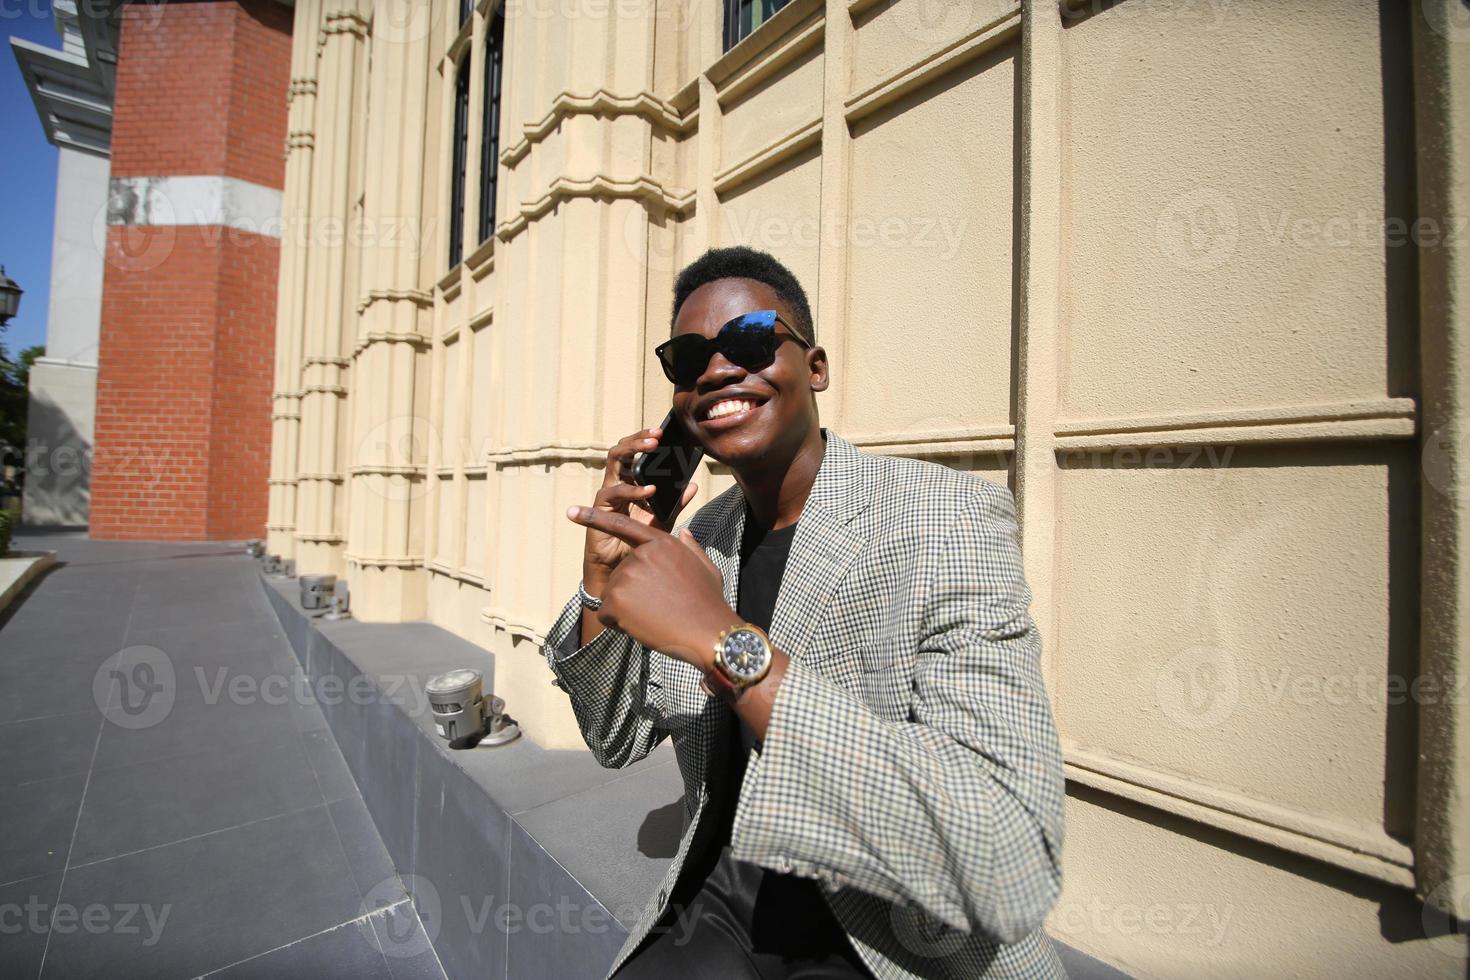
[542,591,669,769]
[728,479,1065,945]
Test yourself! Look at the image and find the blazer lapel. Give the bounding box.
[769,430,871,664]
[692,429,872,665]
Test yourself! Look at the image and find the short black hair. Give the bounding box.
[671,246,815,346]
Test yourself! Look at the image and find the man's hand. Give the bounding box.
[566,505,739,667]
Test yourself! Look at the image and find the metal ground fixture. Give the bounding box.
[426,668,486,745]
[300,573,337,610]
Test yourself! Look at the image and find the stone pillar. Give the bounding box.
[343,0,437,619]
[268,0,323,560]
[293,0,370,574]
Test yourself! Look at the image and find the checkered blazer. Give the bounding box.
[543,428,1066,979]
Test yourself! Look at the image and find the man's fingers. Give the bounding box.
[602,428,663,488]
[676,527,719,571]
[596,483,656,511]
[567,505,661,547]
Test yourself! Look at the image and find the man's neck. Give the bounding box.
[735,426,825,531]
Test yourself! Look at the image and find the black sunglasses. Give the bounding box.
[654,309,811,386]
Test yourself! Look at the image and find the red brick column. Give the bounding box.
[91,0,292,540]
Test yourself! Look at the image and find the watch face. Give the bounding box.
[723,629,769,680]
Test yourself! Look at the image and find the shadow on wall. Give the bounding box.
[21,388,91,529]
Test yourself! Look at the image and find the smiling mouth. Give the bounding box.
[699,397,765,427]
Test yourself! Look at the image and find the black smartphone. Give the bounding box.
[631,410,704,526]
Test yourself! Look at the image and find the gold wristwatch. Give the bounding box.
[712,622,774,689]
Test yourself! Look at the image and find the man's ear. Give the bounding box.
[807,345,830,392]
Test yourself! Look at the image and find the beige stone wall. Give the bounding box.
[269,0,1470,972]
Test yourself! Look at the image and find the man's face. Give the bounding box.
[669,277,827,470]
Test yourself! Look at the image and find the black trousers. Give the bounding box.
[613,846,873,980]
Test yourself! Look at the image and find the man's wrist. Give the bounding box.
[683,608,744,673]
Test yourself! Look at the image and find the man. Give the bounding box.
[543,246,1065,979]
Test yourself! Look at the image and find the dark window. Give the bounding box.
[459,0,472,28]
[449,55,470,269]
[478,9,505,244]
[724,0,790,50]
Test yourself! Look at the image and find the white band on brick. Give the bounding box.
[107,175,284,239]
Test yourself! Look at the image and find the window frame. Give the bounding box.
[448,53,471,270]
[477,9,505,245]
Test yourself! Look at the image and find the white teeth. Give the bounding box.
[707,399,755,420]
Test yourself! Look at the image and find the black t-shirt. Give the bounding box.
[689,503,857,960]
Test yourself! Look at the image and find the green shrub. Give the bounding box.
[0,511,11,557]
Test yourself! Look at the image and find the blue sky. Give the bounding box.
[1,2,62,357]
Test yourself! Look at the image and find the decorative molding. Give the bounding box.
[846,426,1016,459]
[295,531,345,543]
[707,0,824,101]
[480,608,547,646]
[304,355,351,367]
[353,331,432,354]
[499,89,694,169]
[428,562,485,588]
[1053,398,1418,450]
[270,412,301,422]
[301,384,348,396]
[1064,744,1414,888]
[844,7,1021,124]
[319,9,369,40]
[266,522,295,532]
[495,175,693,243]
[346,553,425,569]
[296,472,346,483]
[714,117,822,196]
[484,442,609,466]
[468,304,494,332]
[356,287,433,314]
[349,464,426,477]
[267,478,297,487]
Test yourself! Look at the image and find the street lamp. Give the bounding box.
[0,267,21,326]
